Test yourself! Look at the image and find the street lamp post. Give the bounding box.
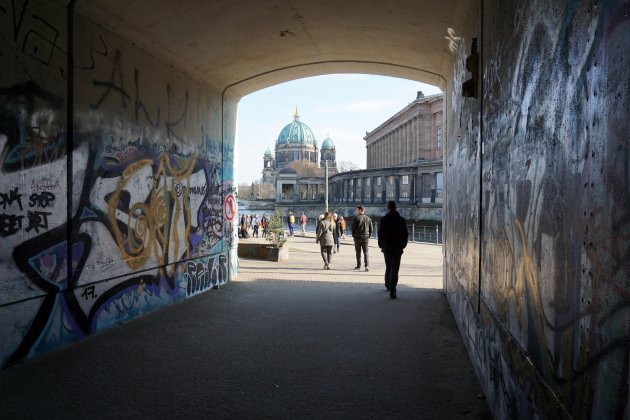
[324,157,329,213]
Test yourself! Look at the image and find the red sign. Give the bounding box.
[224,194,236,220]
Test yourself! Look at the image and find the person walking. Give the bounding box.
[240,214,248,238]
[252,214,259,237]
[287,211,295,236]
[351,205,372,271]
[332,213,341,253]
[339,216,347,239]
[377,201,409,299]
[316,212,335,270]
[299,211,308,236]
[261,213,268,237]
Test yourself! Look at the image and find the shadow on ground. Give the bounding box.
[0,279,491,419]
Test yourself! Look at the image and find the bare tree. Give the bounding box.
[238,183,252,199]
[336,160,361,173]
[288,160,324,177]
[255,182,275,199]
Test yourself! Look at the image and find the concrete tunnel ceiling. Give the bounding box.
[76,0,468,98]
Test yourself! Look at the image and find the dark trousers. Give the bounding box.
[354,238,369,267]
[320,246,333,265]
[384,252,403,291]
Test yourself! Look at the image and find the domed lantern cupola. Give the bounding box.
[320,133,337,170]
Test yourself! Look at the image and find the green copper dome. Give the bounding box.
[321,136,334,149]
[276,109,317,147]
[264,147,272,156]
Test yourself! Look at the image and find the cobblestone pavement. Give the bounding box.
[0,234,492,419]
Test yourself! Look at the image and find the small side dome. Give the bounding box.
[264,147,272,157]
[321,136,334,149]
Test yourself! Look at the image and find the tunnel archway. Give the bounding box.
[75,0,466,98]
[2,2,628,419]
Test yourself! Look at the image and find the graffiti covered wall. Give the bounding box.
[445,0,629,418]
[0,1,235,369]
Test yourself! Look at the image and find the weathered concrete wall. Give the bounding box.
[0,1,236,369]
[445,0,629,418]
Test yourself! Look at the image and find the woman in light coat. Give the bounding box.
[316,212,335,270]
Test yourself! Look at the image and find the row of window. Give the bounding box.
[347,175,410,187]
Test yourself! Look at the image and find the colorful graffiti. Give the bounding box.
[0,1,233,369]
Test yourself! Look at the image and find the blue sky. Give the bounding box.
[235,74,442,184]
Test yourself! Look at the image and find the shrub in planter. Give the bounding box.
[265,210,289,261]
[265,210,288,249]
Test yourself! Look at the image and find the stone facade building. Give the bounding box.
[326,92,444,219]
[365,92,443,168]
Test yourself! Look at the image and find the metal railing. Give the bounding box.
[265,219,442,245]
[371,221,442,245]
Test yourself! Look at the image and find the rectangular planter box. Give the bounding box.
[267,246,289,262]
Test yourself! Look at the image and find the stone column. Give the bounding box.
[412,118,418,162]
[382,136,387,167]
[384,135,388,167]
[392,130,396,166]
[397,128,402,165]
[407,121,414,163]
[404,123,409,165]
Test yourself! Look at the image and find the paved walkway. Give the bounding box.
[0,234,491,419]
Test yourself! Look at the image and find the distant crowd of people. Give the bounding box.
[239,212,268,238]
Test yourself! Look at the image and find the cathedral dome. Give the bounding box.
[321,136,334,149]
[264,147,272,156]
[276,109,317,147]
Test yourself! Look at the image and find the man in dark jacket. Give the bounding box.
[377,201,408,299]
[351,205,373,271]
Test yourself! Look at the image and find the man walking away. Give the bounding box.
[377,201,408,299]
[351,205,372,271]
[288,211,295,236]
[300,211,308,236]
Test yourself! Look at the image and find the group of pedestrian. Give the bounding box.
[281,202,408,299]
[314,202,408,299]
[239,212,268,238]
